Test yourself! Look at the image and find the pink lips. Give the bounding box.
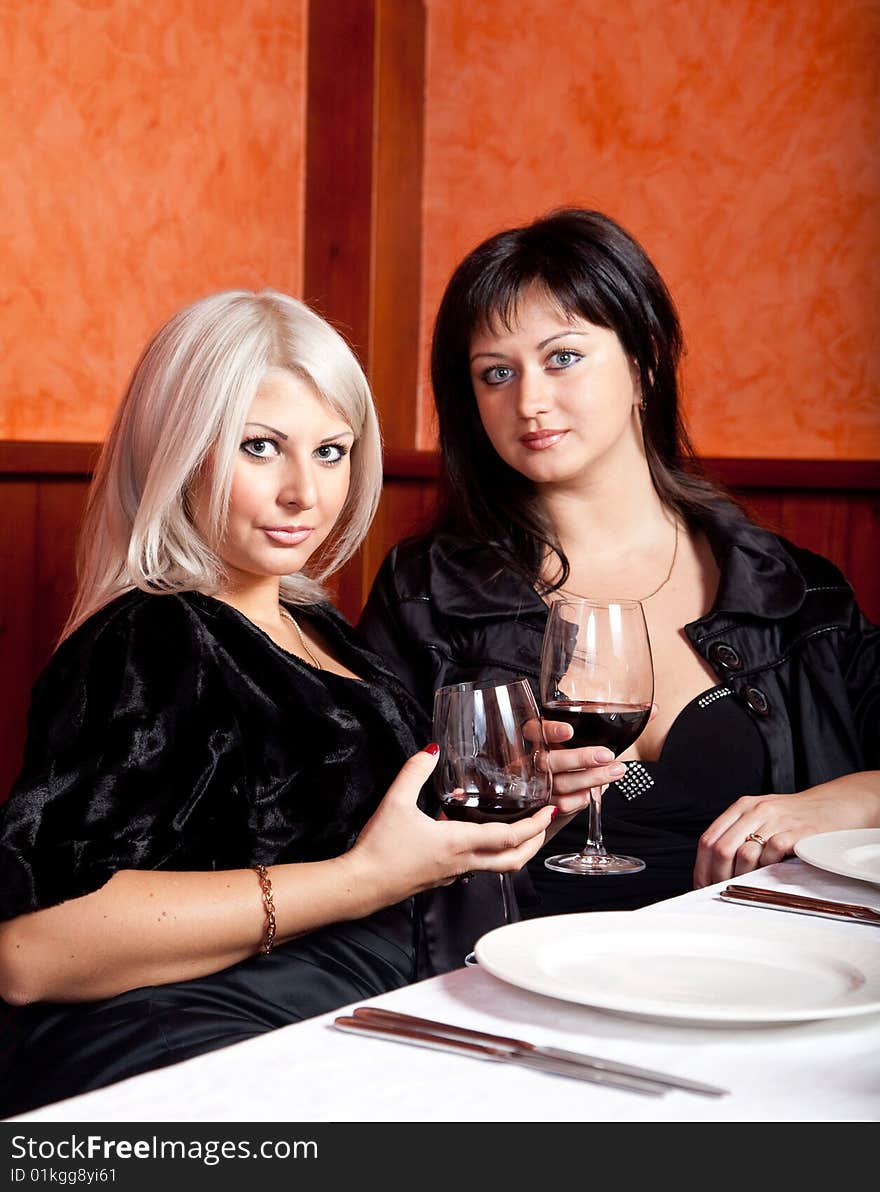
[519,429,568,451]
[261,526,314,546]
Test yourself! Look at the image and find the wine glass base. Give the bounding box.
[544,852,645,876]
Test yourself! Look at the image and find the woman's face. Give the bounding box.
[469,286,643,490]
[196,369,354,585]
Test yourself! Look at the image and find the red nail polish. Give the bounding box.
[549,806,558,818]
[424,742,440,756]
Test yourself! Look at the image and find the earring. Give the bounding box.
[638,395,646,413]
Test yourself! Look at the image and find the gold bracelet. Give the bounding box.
[253,864,276,956]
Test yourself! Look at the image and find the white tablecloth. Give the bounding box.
[12,860,880,1123]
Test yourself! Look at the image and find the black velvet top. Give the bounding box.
[0,589,429,921]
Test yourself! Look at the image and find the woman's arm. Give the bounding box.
[0,749,554,1004]
[693,771,880,887]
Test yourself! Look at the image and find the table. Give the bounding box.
[12,860,880,1123]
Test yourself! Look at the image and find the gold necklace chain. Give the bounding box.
[279,606,323,669]
[560,519,680,604]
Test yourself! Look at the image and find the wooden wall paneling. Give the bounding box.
[1,444,96,798]
[367,477,437,573]
[1,482,38,798]
[35,479,90,661]
[815,495,880,620]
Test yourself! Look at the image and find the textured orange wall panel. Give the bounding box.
[1,0,306,442]
[421,0,879,459]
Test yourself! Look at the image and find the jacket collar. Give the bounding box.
[699,500,806,619]
[426,500,806,623]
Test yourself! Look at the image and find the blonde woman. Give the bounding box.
[0,290,557,1116]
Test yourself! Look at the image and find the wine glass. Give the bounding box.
[539,598,653,875]
[432,678,552,955]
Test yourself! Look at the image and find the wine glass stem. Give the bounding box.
[580,788,608,857]
[499,873,520,924]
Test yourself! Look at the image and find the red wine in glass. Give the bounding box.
[442,794,553,825]
[540,701,651,755]
[539,599,654,876]
[433,677,551,956]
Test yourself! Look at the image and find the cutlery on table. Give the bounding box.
[719,884,880,926]
[333,1006,727,1098]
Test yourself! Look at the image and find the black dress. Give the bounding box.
[0,590,428,1118]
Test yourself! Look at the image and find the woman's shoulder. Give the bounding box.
[56,589,203,658]
[698,499,867,627]
[373,530,521,600]
[38,591,212,705]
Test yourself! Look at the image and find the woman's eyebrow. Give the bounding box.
[536,330,590,350]
[244,421,288,440]
[470,329,591,362]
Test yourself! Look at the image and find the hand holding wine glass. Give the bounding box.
[540,598,654,875]
[432,678,552,941]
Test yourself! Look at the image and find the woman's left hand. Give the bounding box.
[694,772,880,888]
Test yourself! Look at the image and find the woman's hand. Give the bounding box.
[540,710,657,833]
[694,772,880,888]
[345,747,556,904]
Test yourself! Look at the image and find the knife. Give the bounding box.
[346,1006,727,1097]
[720,884,880,925]
[334,1014,665,1095]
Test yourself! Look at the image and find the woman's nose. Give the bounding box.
[515,367,552,420]
[279,466,317,510]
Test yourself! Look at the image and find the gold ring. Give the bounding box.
[745,831,767,846]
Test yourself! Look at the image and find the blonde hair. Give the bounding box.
[65,289,382,637]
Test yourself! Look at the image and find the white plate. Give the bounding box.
[474,911,880,1025]
[794,829,880,886]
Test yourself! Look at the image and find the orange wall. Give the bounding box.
[1,0,306,442]
[420,0,880,459]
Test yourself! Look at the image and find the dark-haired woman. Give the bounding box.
[360,209,880,969]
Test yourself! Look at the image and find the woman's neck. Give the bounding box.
[539,460,675,592]
[544,457,665,545]
[211,575,285,629]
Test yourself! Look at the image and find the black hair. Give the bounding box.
[429,207,724,589]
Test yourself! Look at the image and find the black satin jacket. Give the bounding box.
[360,501,879,806]
[0,589,428,921]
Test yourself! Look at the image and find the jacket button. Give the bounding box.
[708,642,742,671]
[744,686,770,716]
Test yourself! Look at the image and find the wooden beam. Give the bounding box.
[304,0,425,450]
[0,440,99,476]
[304,0,426,613]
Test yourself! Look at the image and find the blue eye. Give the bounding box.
[480,365,514,386]
[314,442,349,464]
[547,349,583,369]
[241,437,280,459]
